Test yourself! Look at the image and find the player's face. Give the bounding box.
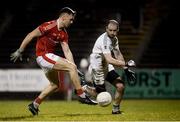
[106,23,118,38]
[62,13,75,28]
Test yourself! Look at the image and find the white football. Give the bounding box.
[96,92,112,107]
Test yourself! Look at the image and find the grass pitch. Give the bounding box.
[0,99,180,121]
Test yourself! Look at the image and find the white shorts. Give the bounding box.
[36,53,61,73]
[88,53,115,85]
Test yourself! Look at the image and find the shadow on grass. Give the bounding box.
[63,111,124,117]
[0,115,33,121]
[64,113,110,116]
[0,111,124,121]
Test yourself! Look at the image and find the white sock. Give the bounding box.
[112,104,120,112]
[33,101,39,109]
[79,92,86,98]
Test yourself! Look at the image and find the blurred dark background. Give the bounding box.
[0,0,179,69]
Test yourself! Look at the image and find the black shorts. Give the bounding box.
[105,70,123,84]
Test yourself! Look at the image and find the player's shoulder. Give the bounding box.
[97,32,106,41]
[42,20,56,27]
[44,20,56,24]
[40,20,57,30]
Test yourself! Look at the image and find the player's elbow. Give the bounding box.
[26,32,36,41]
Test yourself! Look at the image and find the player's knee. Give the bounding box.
[116,82,125,92]
[95,84,106,93]
[69,64,77,72]
[50,82,58,90]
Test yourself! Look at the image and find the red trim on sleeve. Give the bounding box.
[38,26,44,34]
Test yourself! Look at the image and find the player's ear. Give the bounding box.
[117,25,119,32]
[105,26,108,31]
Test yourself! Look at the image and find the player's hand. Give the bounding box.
[126,60,136,67]
[10,49,24,62]
[124,68,136,84]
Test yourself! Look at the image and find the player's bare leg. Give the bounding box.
[35,71,59,102]
[28,58,97,116]
[28,70,59,116]
[32,83,58,106]
[112,77,125,114]
[53,58,97,104]
[53,58,83,91]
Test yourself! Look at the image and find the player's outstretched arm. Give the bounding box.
[104,53,126,67]
[10,27,41,62]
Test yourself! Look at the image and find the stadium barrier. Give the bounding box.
[0,69,67,100]
[0,69,180,99]
[116,68,180,99]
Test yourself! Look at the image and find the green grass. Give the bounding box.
[0,100,180,121]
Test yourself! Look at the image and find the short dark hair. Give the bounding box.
[59,7,76,16]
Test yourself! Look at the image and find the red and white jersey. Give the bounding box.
[36,20,68,56]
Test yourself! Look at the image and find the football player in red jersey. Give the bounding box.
[10,7,96,116]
